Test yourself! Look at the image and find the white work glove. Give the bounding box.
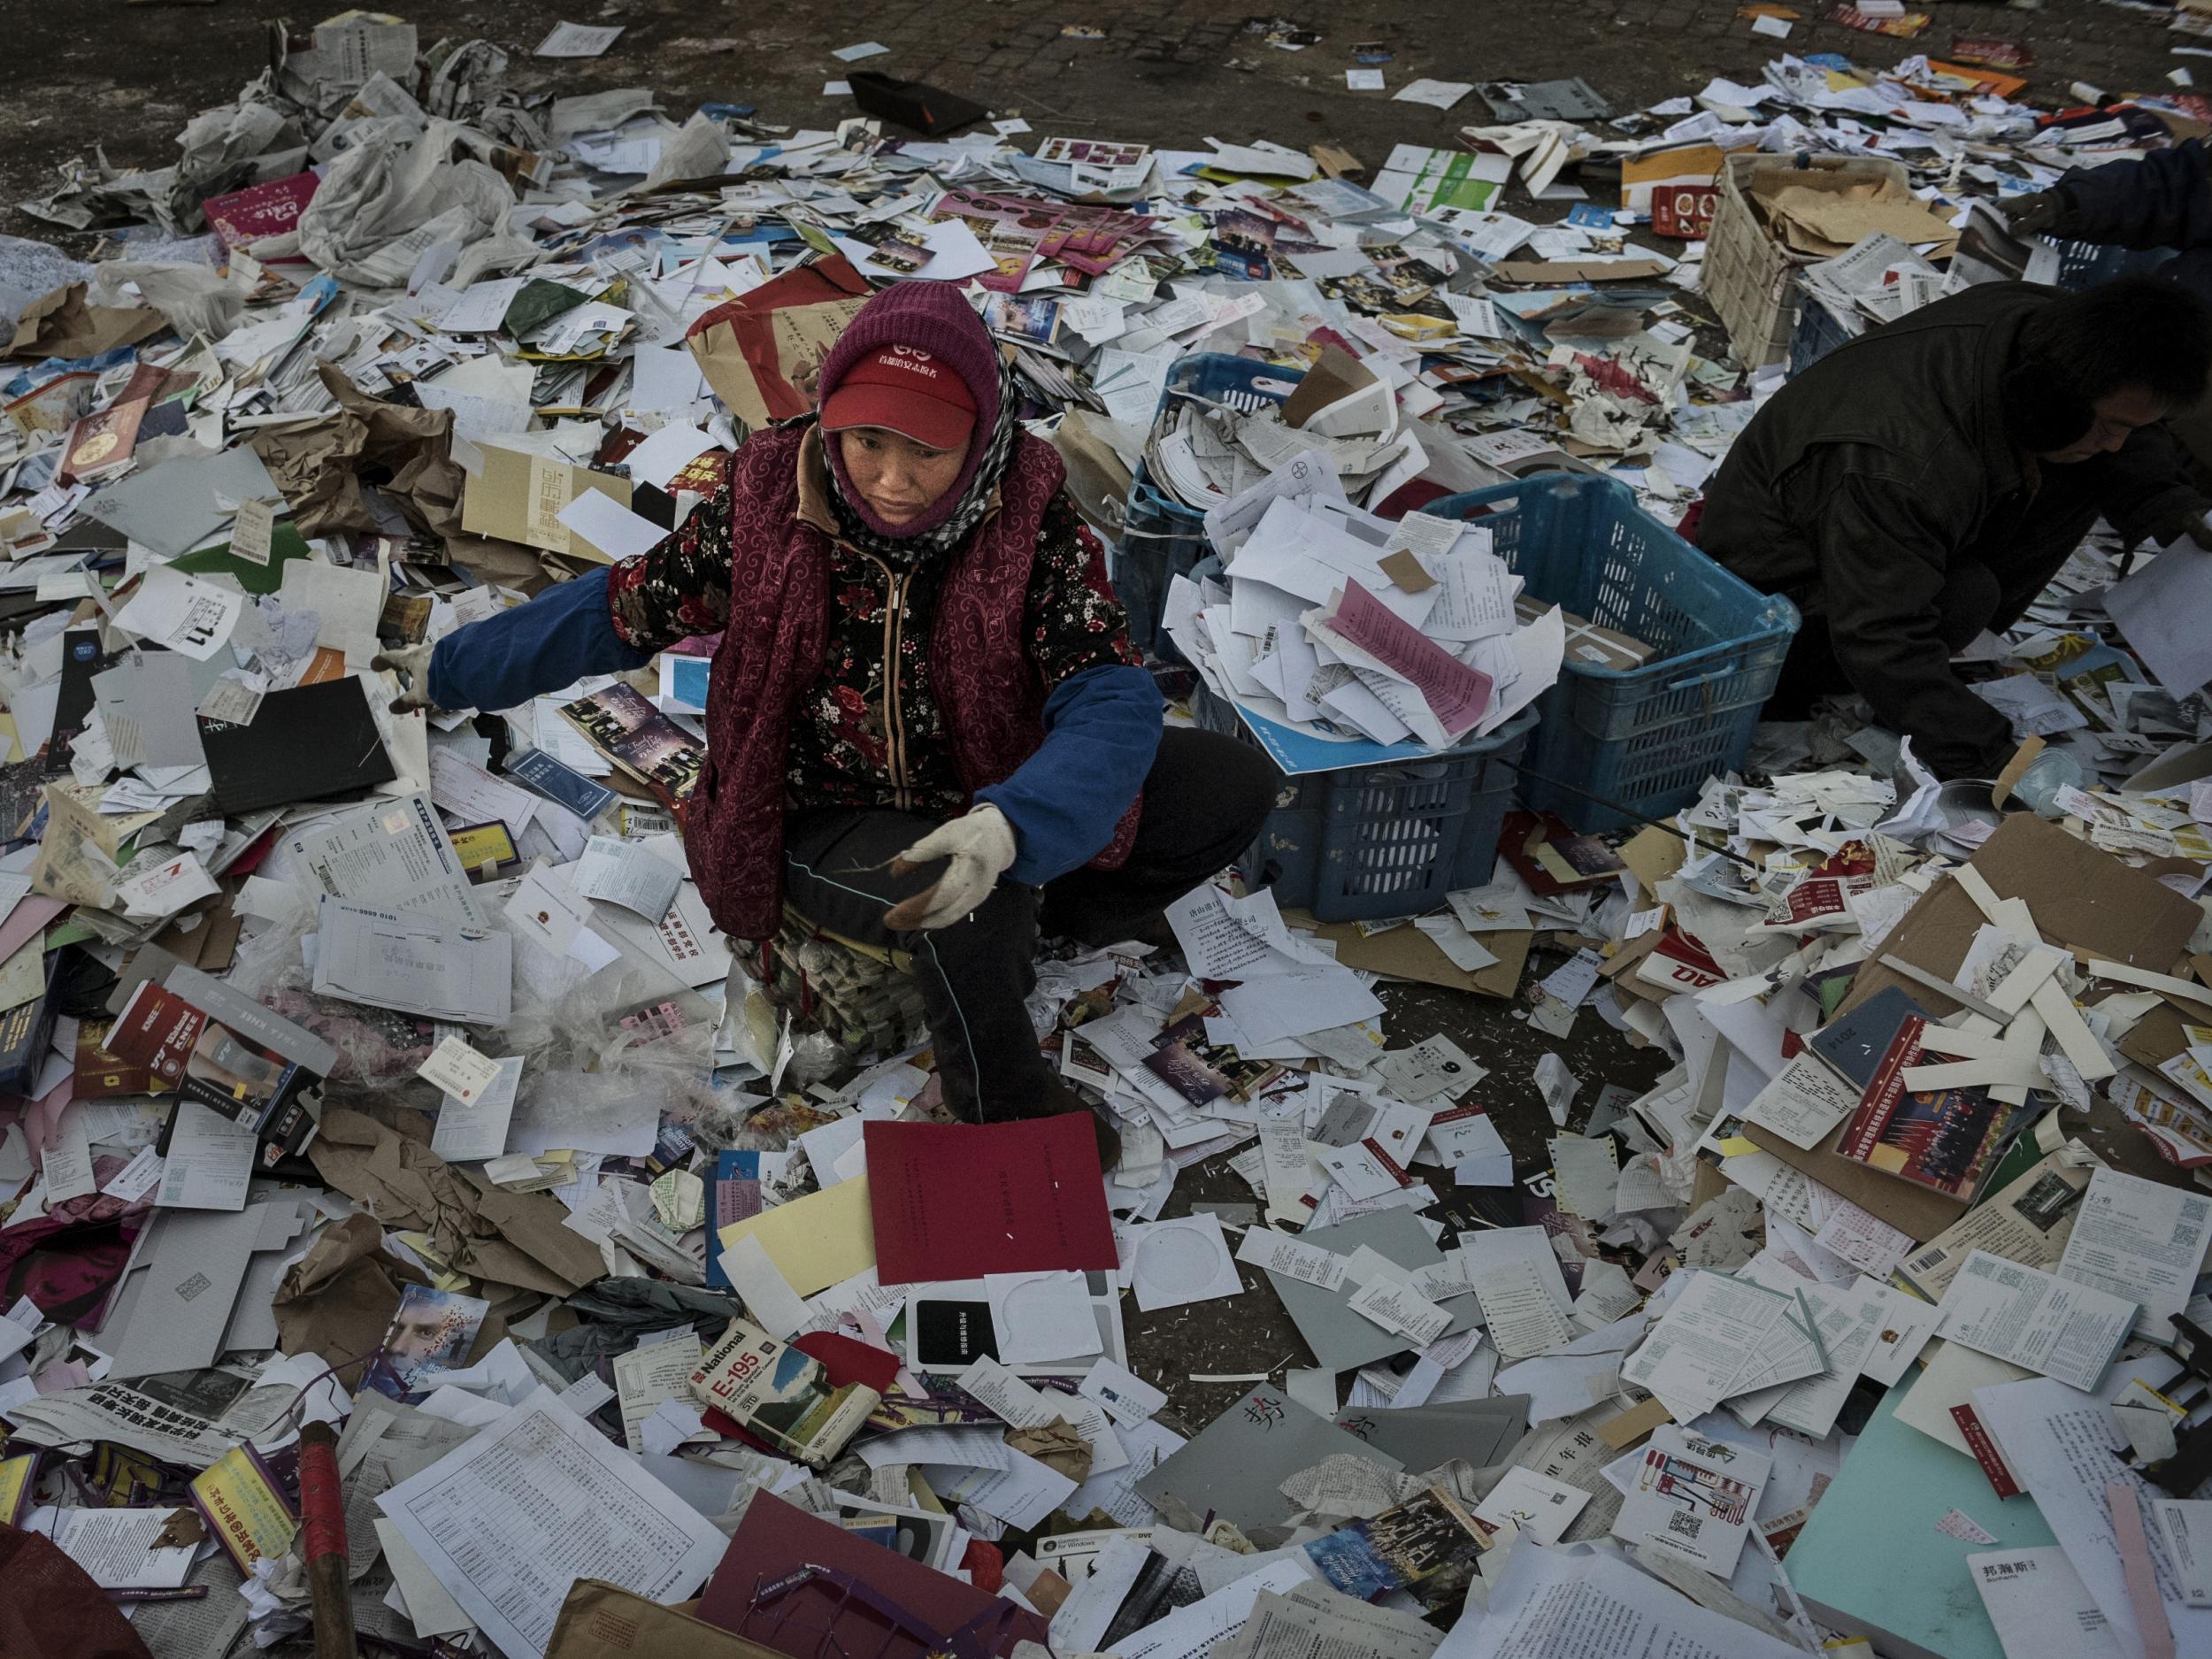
[369,641,440,713]
[883,805,1018,932]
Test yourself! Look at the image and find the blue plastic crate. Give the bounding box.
[2049,238,2172,293]
[1425,473,1800,833]
[1113,353,1307,657]
[1195,687,1541,923]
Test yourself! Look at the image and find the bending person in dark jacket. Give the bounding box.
[372,282,1278,1164]
[1698,278,2212,780]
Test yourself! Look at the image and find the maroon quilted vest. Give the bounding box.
[687,424,1141,941]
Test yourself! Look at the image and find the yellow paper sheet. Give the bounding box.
[716,1174,876,1296]
[0,936,43,1015]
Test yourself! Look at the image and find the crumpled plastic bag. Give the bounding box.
[250,362,465,539]
[88,259,250,341]
[293,119,513,287]
[529,1278,743,1381]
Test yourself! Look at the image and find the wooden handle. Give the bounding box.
[298,1421,357,1659]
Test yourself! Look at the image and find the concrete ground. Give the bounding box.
[5,0,2193,1425]
[4,0,2191,246]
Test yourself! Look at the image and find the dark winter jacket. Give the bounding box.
[1698,282,2203,778]
[2058,139,2206,294]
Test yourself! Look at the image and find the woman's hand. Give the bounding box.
[370,641,442,713]
[883,805,1017,931]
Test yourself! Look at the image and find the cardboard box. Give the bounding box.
[460,446,634,563]
[1489,257,1673,283]
[1293,910,1532,1002]
[1750,814,2203,1240]
[1515,594,1655,671]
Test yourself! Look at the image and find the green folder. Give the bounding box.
[1788,1373,2057,1659]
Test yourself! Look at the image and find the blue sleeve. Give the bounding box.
[426,565,652,713]
[976,664,1163,886]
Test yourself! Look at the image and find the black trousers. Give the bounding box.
[1766,559,2003,720]
[780,728,1279,1121]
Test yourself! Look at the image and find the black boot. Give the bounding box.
[1036,1076,1123,1174]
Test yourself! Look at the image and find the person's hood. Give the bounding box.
[813,281,1003,541]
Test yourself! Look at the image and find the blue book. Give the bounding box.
[507,748,618,822]
[703,1150,763,1290]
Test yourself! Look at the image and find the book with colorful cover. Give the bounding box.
[201,171,321,253]
[55,362,179,487]
[1831,1010,2013,1200]
[687,1317,879,1470]
[0,954,62,1095]
[703,1149,764,1291]
[557,682,703,817]
[1808,985,1929,1090]
[107,978,316,1137]
[188,1441,298,1574]
[0,1452,34,1528]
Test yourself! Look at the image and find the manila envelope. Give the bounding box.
[546,1580,785,1659]
[460,445,634,563]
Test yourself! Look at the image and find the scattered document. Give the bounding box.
[535,21,625,57]
[2054,1166,2212,1341]
[1936,1250,2137,1393]
[573,834,682,923]
[311,899,514,1025]
[114,568,242,662]
[429,1054,523,1163]
[377,1387,725,1658]
[283,794,489,929]
[1613,1425,1770,1577]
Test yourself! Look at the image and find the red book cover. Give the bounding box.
[1652,183,1718,240]
[1834,1015,2011,1198]
[1833,1016,1927,1164]
[1949,1402,2024,1498]
[73,1018,158,1099]
[864,1116,1117,1286]
[104,979,206,1089]
[201,172,321,252]
[695,1492,1048,1657]
[55,362,179,486]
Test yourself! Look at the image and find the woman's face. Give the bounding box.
[838,426,966,526]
